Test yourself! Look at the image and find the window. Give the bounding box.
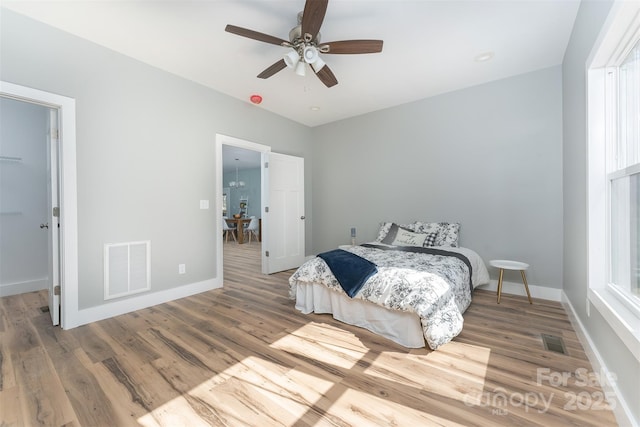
[587,0,640,359]
[609,39,640,303]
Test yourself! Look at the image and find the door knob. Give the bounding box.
[300,216,306,220]
[40,223,49,229]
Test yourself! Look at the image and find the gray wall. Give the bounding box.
[312,66,564,288]
[562,0,639,423]
[0,9,312,309]
[0,97,49,291]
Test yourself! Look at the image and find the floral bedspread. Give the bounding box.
[289,244,474,349]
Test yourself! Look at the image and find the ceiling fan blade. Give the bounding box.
[319,40,384,54]
[225,24,289,47]
[257,59,287,79]
[301,0,328,42]
[315,65,338,88]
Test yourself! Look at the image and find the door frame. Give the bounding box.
[0,81,78,329]
[47,108,61,325]
[215,134,270,277]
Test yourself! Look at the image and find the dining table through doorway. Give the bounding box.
[224,217,251,244]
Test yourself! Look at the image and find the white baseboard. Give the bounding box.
[561,291,638,427]
[0,278,48,297]
[475,279,563,302]
[67,278,222,329]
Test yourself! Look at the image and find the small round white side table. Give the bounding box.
[489,260,533,304]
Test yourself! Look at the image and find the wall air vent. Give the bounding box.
[104,241,150,300]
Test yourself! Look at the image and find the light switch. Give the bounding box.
[200,200,209,209]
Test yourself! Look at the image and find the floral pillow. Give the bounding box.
[414,222,460,247]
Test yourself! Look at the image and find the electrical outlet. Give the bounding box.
[178,264,186,274]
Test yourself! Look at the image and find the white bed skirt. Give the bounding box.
[294,283,426,348]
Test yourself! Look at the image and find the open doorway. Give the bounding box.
[216,135,270,279]
[0,96,60,324]
[215,134,306,280]
[0,98,51,292]
[0,81,77,329]
[222,145,262,255]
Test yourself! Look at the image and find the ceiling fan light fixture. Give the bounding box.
[284,50,300,68]
[295,61,306,76]
[311,56,326,72]
[225,0,384,88]
[303,45,319,63]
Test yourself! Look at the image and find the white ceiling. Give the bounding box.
[3,0,580,128]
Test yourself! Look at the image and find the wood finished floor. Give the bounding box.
[0,242,618,426]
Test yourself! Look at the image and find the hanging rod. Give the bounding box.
[0,155,22,162]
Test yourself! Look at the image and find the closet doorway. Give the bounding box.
[0,96,59,323]
[0,81,78,328]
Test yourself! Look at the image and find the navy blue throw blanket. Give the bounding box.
[317,249,378,298]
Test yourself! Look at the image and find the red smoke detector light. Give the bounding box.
[250,94,263,104]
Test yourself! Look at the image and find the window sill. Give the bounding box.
[588,287,640,363]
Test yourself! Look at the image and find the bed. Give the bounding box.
[288,222,490,350]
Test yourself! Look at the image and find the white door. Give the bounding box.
[263,152,305,274]
[47,109,60,325]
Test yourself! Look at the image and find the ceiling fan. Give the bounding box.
[225,0,383,88]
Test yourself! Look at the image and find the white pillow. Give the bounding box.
[375,221,415,242]
[391,228,428,247]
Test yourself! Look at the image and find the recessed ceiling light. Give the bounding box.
[310,106,320,111]
[474,51,494,62]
